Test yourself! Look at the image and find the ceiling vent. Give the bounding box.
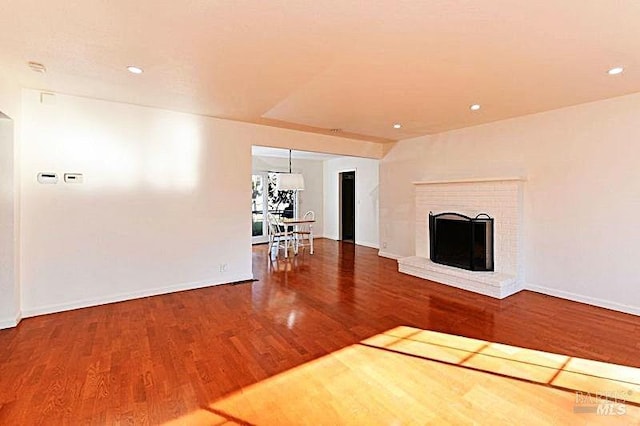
[28,61,46,73]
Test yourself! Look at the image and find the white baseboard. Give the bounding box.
[0,311,22,329]
[378,251,403,260]
[356,240,379,250]
[21,274,254,319]
[526,284,640,317]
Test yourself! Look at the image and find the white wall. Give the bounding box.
[19,90,381,319]
[381,92,640,315]
[252,155,324,237]
[0,75,21,329]
[324,157,379,248]
[0,116,17,328]
[20,91,251,315]
[251,132,384,159]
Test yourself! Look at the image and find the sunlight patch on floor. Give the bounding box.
[368,326,640,404]
[164,326,640,425]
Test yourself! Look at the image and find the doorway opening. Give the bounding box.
[339,171,355,243]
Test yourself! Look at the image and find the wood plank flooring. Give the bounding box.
[0,239,639,424]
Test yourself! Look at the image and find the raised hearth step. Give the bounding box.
[398,256,522,299]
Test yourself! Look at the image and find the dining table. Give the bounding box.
[281,217,316,257]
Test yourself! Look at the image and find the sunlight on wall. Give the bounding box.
[20,90,253,315]
[23,91,203,193]
[163,326,640,425]
[143,116,202,192]
[64,131,140,190]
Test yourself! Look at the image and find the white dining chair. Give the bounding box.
[294,210,315,255]
[268,213,289,258]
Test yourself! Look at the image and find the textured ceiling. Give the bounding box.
[1,0,640,142]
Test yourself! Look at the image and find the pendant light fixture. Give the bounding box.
[276,149,305,191]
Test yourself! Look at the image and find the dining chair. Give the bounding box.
[268,213,288,258]
[294,210,315,255]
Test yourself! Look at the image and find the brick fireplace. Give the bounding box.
[398,177,525,299]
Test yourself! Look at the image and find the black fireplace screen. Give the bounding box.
[429,212,494,271]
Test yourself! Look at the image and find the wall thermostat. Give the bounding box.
[64,173,83,183]
[37,172,58,184]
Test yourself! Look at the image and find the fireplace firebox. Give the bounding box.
[429,212,494,271]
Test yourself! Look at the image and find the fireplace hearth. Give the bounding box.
[397,177,525,299]
[429,212,494,272]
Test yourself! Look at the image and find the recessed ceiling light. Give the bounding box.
[127,66,144,74]
[607,67,624,75]
[393,123,402,129]
[470,104,481,111]
[28,61,46,73]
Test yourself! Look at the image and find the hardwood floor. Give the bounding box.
[0,239,638,424]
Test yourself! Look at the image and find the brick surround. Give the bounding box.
[398,177,525,299]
